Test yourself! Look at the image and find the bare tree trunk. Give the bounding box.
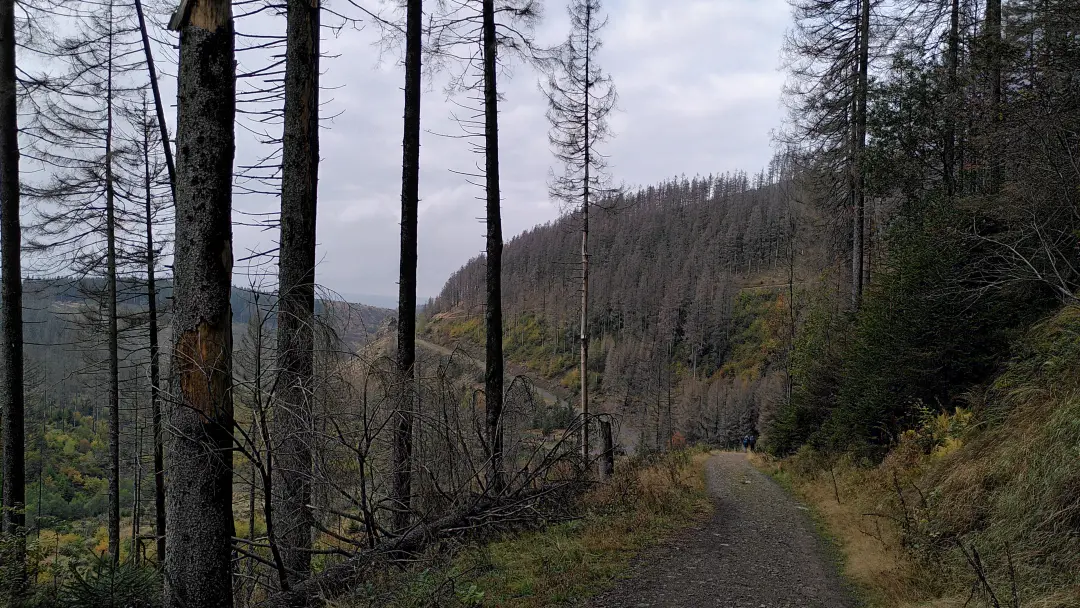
[392,0,422,532]
[0,0,23,576]
[944,0,960,197]
[165,2,236,606]
[986,0,1001,193]
[104,17,122,561]
[141,106,166,563]
[579,6,591,463]
[274,0,320,580]
[134,0,176,199]
[851,0,869,308]
[483,0,505,494]
[599,419,613,478]
[580,187,589,460]
[131,395,141,565]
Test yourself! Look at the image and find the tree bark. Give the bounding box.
[483,0,505,494]
[851,0,869,309]
[944,0,960,197]
[141,107,166,564]
[580,3,591,463]
[985,0,1001,193]
[275,0,321,581]
[392,0,422,532]
[0,0,24,578]
[599,419,613,478]
[165,2,236,606]
[105,35,122,561]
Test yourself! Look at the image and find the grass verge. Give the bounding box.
[348,449,713,607]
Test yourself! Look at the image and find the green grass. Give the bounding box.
[348,450,713,608]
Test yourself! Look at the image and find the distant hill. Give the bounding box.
[427,170,830,450]
[332,291,400,310]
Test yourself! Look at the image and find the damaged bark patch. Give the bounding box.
[175,319,230,418]
[190,0,231,31]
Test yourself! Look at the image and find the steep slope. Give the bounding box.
[427,171,835,451]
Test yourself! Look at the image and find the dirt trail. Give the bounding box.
[589,452,857,608]
[415,338,566,407]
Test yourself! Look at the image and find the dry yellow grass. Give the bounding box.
[350,449,713,607]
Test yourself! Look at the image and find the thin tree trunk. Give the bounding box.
[275,0,320,580]
[131,394,141,565]
[851,0,870,308]
[944,0,960,197]
[393,0,422,532]
[986,0,1001,193]
[133,0,176,199]
[599,419,613,478]
[0,0,25,580]
[141,104,166,564]
[483,0,505,494]
[165,2,236,606]
[104,13,122,562]
[580,3,591,463]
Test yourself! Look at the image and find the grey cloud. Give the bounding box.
[232,0,791,302]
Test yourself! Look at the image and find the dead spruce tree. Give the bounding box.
[428,0,541,493]
[783,0,876,309]
[391,0,424,534]
[22,0,150,562]
[164,0,236,606]
[274,0,321,581]
[541,0,617,463]
[0,0,24,582]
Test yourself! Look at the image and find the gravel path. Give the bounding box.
[588,452,857,608]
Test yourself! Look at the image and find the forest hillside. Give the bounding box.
[426,169,830,452]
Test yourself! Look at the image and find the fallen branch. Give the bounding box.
[256,486,569,608]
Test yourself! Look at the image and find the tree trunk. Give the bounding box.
[275,0,320,581]
[133,0,176,199]
[131,395,141,565]
[851,0,870,308]
[104,16,122,562]
[986,0,1001,193]
[944,0,960,197]
[141,107,166,564]
[392,0,422,532]
[165,2,236,606]
[599,419,613,478]
[483,0,505,494]
[0,0,24,578]
[580,4,591,463]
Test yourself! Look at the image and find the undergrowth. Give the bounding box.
[347,448,712,607]
[756,306,1080,608]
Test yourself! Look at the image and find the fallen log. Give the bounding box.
[256,496,497,608]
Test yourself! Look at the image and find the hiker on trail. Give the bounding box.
[749,434,757,452]
[742,435,749,452]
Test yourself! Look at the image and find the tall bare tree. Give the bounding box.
[392,0,423,532]
[133,0,176,198]
[481,0,506,493]
[541,0,617,462]
[274,0,321,581]
[22,0,146,562]
[165,0,236,605]
[0,0,24,580]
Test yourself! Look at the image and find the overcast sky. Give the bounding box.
[232,0,791,304]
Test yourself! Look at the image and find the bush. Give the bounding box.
[59,553,161,608]
[773,197,1054,458]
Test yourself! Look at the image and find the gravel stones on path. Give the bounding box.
[587,452,857,608]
